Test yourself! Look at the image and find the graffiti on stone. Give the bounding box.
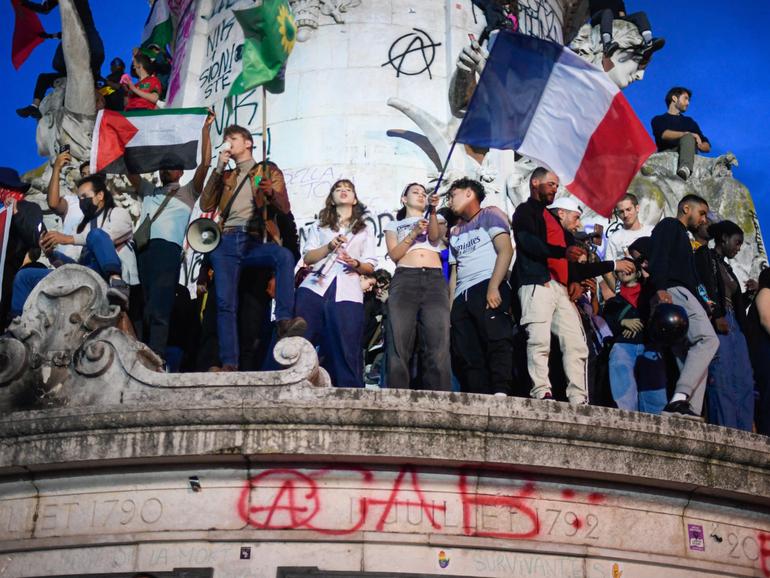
[518,0,561,43]
[382,28,442,79]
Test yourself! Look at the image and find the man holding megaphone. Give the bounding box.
[126,110,215,365]
[199,123,306,372]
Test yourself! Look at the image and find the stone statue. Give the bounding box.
[35,0,97,165]
[289,0,362,42]
[0,265,330,413]
[569,18,662,89]
[572,151,768,284]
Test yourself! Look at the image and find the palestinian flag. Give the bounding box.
[229,0,296,96]
[90,108,208,175]
[141,0,173,51]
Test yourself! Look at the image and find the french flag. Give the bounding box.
[456,32,656,217]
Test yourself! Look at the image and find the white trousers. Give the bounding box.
[519,281,589,403]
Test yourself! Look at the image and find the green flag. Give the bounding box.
[141,0,173,51]
[229,0,296,96]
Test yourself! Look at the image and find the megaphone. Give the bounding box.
[186,217,221,253]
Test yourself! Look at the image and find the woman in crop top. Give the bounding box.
[383,183,450,391]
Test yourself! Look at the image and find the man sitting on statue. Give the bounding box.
[588,0,664,58]
[651,87,711,181]
[123,52,162,111]
[199,124,306,372]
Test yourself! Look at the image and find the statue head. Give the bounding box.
[569,19,659,89]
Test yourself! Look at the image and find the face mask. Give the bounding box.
[79,196,98,218]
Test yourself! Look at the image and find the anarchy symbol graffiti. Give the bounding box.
[382,28,442,79]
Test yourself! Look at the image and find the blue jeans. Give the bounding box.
[609,343,667,414]
[10,229,121,318]
[208,230,296,367]
[295,280,364,388]
[707,311,755,431]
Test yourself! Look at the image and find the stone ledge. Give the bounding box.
[1,389,768,506]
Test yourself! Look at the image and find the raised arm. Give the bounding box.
[47,150,71,216]
[192,110,215,195]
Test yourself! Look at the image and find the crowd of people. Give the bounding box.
[0,0,767,437]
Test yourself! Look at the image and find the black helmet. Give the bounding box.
[649,303,689,345]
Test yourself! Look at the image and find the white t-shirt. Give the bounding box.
[299,221,378,303]
[448,206,510,297]
[72,206,139,285]
[383,215,446,255]
[605,224,653,262]
[138,179,198,248]
[57,193,84,261]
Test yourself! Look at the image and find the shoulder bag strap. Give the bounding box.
[219,171,252,226]
[148,185,180,225]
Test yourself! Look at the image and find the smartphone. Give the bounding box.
[58,144,70,154]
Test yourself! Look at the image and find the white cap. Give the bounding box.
[547,197,583,214]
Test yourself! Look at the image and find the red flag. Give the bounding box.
[11,0,46,70]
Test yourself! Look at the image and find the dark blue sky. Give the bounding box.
[1,1,768,231]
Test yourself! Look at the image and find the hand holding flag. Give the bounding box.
[455,32,656,217]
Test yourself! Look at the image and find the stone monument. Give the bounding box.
[2,3,770,577]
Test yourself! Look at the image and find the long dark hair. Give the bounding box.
[395,182,427,220]
[75,175,115,234]
[318,179,368,234]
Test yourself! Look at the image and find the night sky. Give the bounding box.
[1,0,768,233]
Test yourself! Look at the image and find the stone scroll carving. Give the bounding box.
[0,266,330,413]
[290,0,362,42]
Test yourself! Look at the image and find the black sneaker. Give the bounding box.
[16,105,42,120]
[277,316,307,338]
[661,400,701,420]
[107,278,130,309]
[603,41,619,58]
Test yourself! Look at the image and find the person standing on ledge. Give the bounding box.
[651,87,711,181]
[648,194,719,419]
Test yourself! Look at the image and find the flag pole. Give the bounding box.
[424,139,459,218]
[423,32,504,218]
[261,85,268,163]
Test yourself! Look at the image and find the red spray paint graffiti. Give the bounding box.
[759,532,770,577]
[236,465,604,541]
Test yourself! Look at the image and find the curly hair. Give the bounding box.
[318,179,369,234]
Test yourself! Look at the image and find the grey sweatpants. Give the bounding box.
[669,286,719,414]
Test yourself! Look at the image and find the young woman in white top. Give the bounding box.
[383,183,450,390]
[295,179,377,388]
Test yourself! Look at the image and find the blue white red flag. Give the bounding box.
[455,32,656,217]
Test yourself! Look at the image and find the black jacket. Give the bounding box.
[694,246,748,329]
[648,217,703,301]
[511,197,613,288]
[1,200,43,328]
